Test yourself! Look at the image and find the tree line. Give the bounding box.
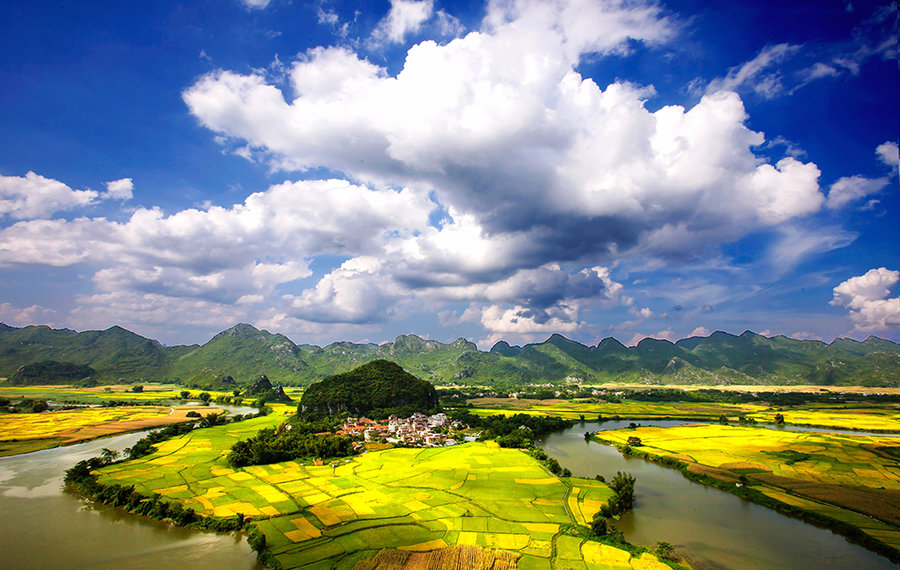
[227,420,354,467]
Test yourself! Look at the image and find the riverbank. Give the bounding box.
[76,412,681,569]
[538,420,897,569]
[593,424,900,563]
[0,405,224,457]
[0,427,261,569]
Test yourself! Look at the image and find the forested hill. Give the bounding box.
[299,360,440,419]
[0,323,898,387]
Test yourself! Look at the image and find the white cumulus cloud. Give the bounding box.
[480,303,581,334]
[2,0,870,340]
[0,178,432,318]
[827,175,889,209]
[371,0,435,44]
[0,172,98,219]
[0,302,56,327]
[831,267,900,332]
[184,0,825,276]
[877,140,899,172]
[103,178,134,201]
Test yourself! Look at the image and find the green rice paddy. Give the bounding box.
[468,398,763,421]
[595,424,900,553]
[96,416,673,569]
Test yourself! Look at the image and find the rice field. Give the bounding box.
[595,424,900,551]
[0,383,299,406]
[96,418,673,569]
[468,398,763,421]
[467,397,900,434]
[748,405,900,432]
[595,384,900,395]
[0,405,222,457]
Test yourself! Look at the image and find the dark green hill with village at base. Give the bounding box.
[299,360,439,419]
[0,322,898,387]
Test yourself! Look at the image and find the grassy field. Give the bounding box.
[468,398,765,421]
[0,383,303,407]
[747,405,900,431]
[592,384,900,395]
[467,397,900,433]
[595,424,900,552]
[96,415,676,569]
[0,405,223,457]
[0,383,228,402]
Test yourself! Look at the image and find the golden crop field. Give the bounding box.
[595,384,900,395]
[0,405,224,457]
[748,405,900,432]
[595,424,900,552]
[0,383,233,402]
[97,416,676,569]
[0,383,298,410]
[468,398,764,421]
[467,396,900,434]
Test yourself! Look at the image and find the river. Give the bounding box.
[538,420,895,569]
[2,410,894,569]
[0,406,262,570]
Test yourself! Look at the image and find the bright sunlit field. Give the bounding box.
[97,416,675,569]
[0,405,225,457]
[596,424,900,552]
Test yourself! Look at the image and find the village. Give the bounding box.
[338,412,466,448]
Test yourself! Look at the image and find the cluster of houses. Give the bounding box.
[339,412,463,447]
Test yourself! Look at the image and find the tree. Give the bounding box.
[100,448,119,464]
[131,385,144,393]
[546,458,562,475]
[199,413,224,428]
[609,471,636,511]
[626,436,642,447]
[774,413,785,425]
[180,390,190,399]
[198,392,211,403]
[655,541,676,560]
[590,516,609,537]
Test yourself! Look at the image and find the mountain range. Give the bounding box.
[0,322,898,387]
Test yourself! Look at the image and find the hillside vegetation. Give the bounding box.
[10,361,96,385]
[1,323,898,387]
[299,360,440,419]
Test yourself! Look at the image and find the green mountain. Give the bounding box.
[0,324,180,381]
[0,322,898,387]
[169,323,307,385]
[299,360,439,419]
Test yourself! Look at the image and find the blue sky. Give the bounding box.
[0,0,897,348]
